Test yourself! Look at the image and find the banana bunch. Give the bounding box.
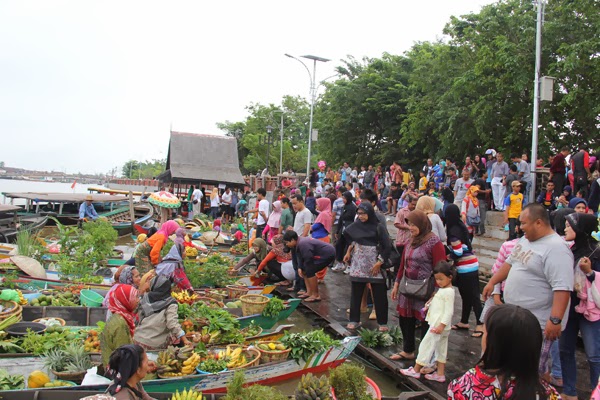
[181,353,201,375]
[295,373,331,400]
[223,346,247,369]
[185,247,198,257]
[157,349,180,375]
[15,290,27,306]
[171,388,202,400]
[172,291,199,304]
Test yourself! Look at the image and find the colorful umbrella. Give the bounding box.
[148,191,181,208]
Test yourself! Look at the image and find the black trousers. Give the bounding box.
[335,233,348,263]
[508,218,519,240]
[399,316,429,354]
[456,270,483,325]
[256,224,266,239]
[349,281,388,325]
[552,173,566,197]
[265,259,285,282]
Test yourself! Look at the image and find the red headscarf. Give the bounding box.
[107,284,139,336]
[315,197,333,233]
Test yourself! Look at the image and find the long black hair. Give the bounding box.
[106,344,146,396]
[481,305,547,400]
[444,204,472,250]
[566,213,600,262]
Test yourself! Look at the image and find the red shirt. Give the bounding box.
[550,153,566,174]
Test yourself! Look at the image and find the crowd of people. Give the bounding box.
[236,147,600,398]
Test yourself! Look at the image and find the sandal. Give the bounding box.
[286,287,296,292]
[451,324,470,331]
[346,322,362,330]
[378,326,389,332]
[471,330,484,338]
[298,293,310,299]
[420,365,437,375]
[389,352,415,361]
[275,281,291,286]
[304,297,321,302]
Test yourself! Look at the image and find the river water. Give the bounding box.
[0,179,103,205]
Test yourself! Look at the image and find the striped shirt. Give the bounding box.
[332,197,344,225]
[491,239,518,293]
[449,236,479,273]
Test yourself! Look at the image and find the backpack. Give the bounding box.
[465,199,481,227]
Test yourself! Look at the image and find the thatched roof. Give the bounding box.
[157,131,246,186]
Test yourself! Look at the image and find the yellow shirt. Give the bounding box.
[419,177,428,192]
[505,193,523,219]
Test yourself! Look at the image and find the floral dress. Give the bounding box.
[349,243,383,283]
[448,366,561,399]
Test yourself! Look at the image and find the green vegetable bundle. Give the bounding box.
[261,297,285,318]
[0,369,24,390]
[281,330,339,363]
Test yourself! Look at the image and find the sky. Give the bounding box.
[0,0,495,175]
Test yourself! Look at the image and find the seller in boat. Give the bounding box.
[254,234,295,285]
[155,229,193,291]
[100,284,140,367]
[124,227,157,267]
[106,344,156,400]
[134,275,191,350]
[103,265,142,312]
[232,238,268,274]
[79,194,99,221]
[134,220,181,274]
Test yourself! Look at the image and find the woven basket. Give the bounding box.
[255,341,291,363]
[52,369,86,384]
[227,348,261,369]
[202,289,227,302]
[239,294,269,317]
[226,285,249,300]
[33,317,66,326]
[195,296,225,308]
[0,301,22,322]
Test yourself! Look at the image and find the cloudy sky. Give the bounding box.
[0,0,495,175]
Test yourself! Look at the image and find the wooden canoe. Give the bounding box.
[0,337,361,394]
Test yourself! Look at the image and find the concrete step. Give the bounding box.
[485,210,506,227]
[472,236,505,251]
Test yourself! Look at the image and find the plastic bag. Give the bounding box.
[81,366,112,386]
[574,259,588,294]
[0,290,21,303]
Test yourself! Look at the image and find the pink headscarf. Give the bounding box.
[267,201,282,229]
[157,220,180,238]
[315,197,333,233]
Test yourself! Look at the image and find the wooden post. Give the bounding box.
[128,191,135,233]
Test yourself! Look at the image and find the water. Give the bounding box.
[0,179,104,205]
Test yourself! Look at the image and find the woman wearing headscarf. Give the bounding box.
[461,185,480,237]
[134,276,190,350]
[312,197,334,282]
[569,197,589,213]
[134,220,181,274]
[232,238,268,273]
[552,208,575,236]
[100,285,140,367]
[254,234,294,284]
[416,196,447,242]
[559,213,600,399]
[445,204,483,337]
[103,265,142,319]
[333,192,357,272]
[343,203,391,331]
[155,229,193,292]
[105,344,155,400]
[441,187,454,216]
[263,201,282,243]
[391,210,445,360]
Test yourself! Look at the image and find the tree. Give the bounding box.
[0,161,4,168]
[121,159,165,179]
[122,160,139,178]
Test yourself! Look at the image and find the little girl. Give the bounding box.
[400,261,455,382]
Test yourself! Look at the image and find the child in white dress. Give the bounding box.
[400,261,455,382]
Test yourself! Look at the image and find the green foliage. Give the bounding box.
[184,256,236,288]
[281,330,340,363]
[261,297,285,318]
[223,370,287,400]
[122,159,165,179]
[0,369,24,390]
[329,363,370,400]
[357,328,395,348]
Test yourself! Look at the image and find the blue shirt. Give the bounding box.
[79,202,99,220]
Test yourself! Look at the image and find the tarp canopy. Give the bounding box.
[157,131,246,186]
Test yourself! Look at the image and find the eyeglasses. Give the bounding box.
[356,211,367,216]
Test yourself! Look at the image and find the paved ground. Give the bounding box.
[277,253,594,398]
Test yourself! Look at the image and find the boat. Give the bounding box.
[236,298,301,329]
[0,204,49,244]
[102,204,155,236]
[0,337,361,394]
[0,242,18,260]
[0,392,409,400]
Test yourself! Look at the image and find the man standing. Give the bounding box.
[462,156,474,176]
[331,187,347,243]
[483,203,573,370]
[423,158,435,182]
[245,188,269,239]
[191,185,203,219]
[220,187,232,223]
[472,171,490,236]
[79,195,99,222]
[453,170,474,207]
[279,197,293,233]
[570,147,590,198]
[343,163,352,183]
[291,194,312,238]
[549,147,569,197]
[512,154,532,204]
[491,152,509,211]
[364,165,375,189]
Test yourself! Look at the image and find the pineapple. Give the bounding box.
[388,326,403,345]
[295,373,331,400]
[358,328,380,348]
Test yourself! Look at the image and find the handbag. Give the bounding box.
[465,200,481,227]
[397,247,435,301]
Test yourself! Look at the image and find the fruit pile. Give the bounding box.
[181,352,201,375]
[171,388,202,400]
[295,373,331,400]
[29,292,78,307]
[43,380,76,388]
[257,342,287,352]
[172,290,199,305]
[157,345,197,377]
[224,300,242,308]
[222,346,248,369]
[83,330,100,353]
[185,247,198,257]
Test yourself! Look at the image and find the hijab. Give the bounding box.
[252,238,268,261]
[566,213,600,262]
[157,220,180,238]
[441,187,454,204]
[552,208,575,236]
[106,344,143,396]
[267,201,282,229]
[156,244,184,278]
[174,228,185,246]
[315,197,333,233]
[569,198,587,210]
[107,284,139,336]
[340,191,357,227]
[271,234,292,261]
[465,185,479,207]
[119,266,136,285]
[138,276,176,320]
[406,209,434,248]
[445,203,472,250]
[344,202,379,246]
[416,196,436,215]
[563,185,573,200]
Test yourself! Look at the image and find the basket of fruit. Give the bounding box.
[226,285,249,300]
[157,345,200,378]
[240,323,263,339]
[33,317,66,327]
[255,341,291,363]
[0,300,22,322]
[239,294,269,316]
[209,345,260,370]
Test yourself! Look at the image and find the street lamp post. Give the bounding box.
[259,125,277,176]
[271,110,285,176]
[285,54,330,178]
[530,0,545,203]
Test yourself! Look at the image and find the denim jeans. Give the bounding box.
[559,311,600,396]
[549,340,562,379]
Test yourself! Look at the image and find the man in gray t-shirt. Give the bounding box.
[291,195,312,237]
[453,170,474,206]
[484,204,573,337]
